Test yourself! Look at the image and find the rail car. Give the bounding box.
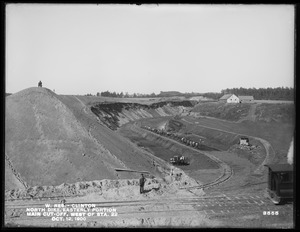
[264,164,293,205]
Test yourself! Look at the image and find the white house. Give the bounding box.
[219,94,240,103]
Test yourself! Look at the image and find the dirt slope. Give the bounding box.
[90,101,193,130]
[191,102,251,121]
[5,88,160,189]
[191,102,295,124]
[5,159,25,190]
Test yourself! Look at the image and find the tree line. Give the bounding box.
[85,87,294,101]
[95,91,157,98]
[89,91,203,98]
[220,87,294,101]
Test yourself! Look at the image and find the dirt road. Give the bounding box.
[238,103,258,123]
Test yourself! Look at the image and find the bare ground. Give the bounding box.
[5,90,294,228]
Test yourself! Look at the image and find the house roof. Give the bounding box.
[239,96,254,100]
[264,164,293,172]
[219,94,235,100]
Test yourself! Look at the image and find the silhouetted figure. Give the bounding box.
[170,168,174,176]
[60,199,66,206]
[38,81,42,87]
[139,173,146,194]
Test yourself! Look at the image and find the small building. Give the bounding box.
[239,95,254,103]
[219,94,239,103]
[239,137,250,146]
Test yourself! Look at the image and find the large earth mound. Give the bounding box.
[5,88,160,189]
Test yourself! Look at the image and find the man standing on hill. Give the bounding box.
[38,80,42,87]
[139,173,146,194]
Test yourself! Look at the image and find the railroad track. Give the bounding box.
[190,164,233,190]
[5,194,86,202]
[5,193,293,221]
[5,194,246,207]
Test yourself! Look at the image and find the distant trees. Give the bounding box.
[89,87,294,101]
[100,91,125,98]
[97,90,208,98]
[98,90,159,98]
[221,87,294,101]
[202,92,223,100]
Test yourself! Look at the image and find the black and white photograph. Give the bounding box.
[5,3,295,228]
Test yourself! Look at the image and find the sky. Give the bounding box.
[6,4,295,95]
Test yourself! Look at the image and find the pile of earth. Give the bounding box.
[228,144,265,165]
[5,171,203,202]
[5,87,165,189]
[90,101,194,130]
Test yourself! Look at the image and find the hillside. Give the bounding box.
[255,103,295,123]
[90,101,193,130]
[5,88,161,189]
[191,102,251,121]
[191,102,295,123]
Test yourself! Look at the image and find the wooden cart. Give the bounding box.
[264,164,293,204]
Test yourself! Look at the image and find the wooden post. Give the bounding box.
[115,168,150,174]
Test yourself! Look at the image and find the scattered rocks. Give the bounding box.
[5,172,202,202]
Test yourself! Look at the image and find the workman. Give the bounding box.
[38,80,42,87]
[170,168,174,176]
[139,173,146,194]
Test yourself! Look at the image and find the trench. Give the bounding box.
[119,122,224,185]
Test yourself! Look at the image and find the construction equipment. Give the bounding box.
[264,164,293,205]
[170,155,189,165]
